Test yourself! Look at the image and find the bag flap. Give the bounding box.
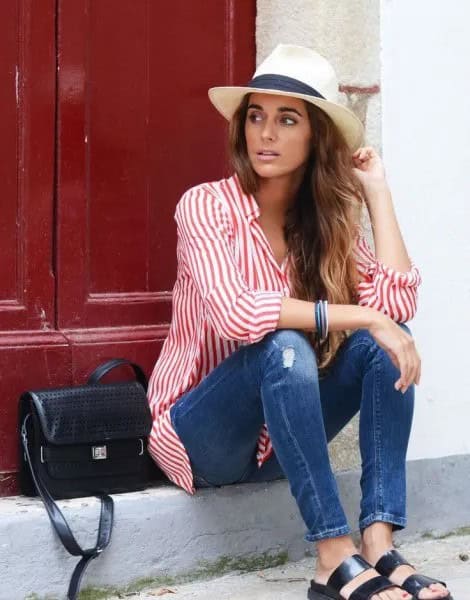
[26,382,152,445]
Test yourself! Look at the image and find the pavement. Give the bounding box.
[104,533,470,599]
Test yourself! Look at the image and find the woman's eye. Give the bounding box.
[248,112,262,123]
[281,116,296,125]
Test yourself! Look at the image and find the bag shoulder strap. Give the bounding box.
[21,416,114,600]
[67,496,114,600]
[87,358,148,390]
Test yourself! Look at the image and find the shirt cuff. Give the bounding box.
[248,291,283,344]
[366,259,422,288]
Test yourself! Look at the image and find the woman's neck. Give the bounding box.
[254,171,305,225]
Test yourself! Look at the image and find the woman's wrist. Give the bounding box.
[362,179,389,196]
[361,306,384,330]
[325,304,379,333]
[352,305,381,331]
[278,298,382,333]
[363,182,392,218]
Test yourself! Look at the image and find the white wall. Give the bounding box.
[381,1,470,459]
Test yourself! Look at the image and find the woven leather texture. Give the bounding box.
[27,382,152,445]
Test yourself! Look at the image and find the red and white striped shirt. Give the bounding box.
[147,174,421,495]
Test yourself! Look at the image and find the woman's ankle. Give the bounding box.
[316,535,358,572]
[360,522,394,563]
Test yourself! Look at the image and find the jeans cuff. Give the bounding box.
[359,512,407,533]
[304,524,351,543]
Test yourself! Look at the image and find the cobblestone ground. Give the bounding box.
[104,534,470,599]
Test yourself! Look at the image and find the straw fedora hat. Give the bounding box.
[208,44,364,151]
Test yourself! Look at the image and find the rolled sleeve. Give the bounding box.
[175,186,283,343]
[355,232,422,322]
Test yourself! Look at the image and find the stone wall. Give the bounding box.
[256,0,382,470]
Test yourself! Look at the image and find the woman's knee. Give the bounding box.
[263,329,319,377]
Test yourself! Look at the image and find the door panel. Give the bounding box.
[0,0,69,495]
[0,0,56,331]
[57,0,256,329]
[0,1,18,303]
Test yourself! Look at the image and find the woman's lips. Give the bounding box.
[256,151,280,161]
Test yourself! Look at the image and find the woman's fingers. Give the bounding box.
[368,313,421,394]
[396,350,410,393]
[392,333,411,392]
[353,146,375,162]
[402,337,415,390]
[393,337,405,391]
[395,333,420,393]
[415,356,421,385]
[353,145,374,156]
[389,351,400,372]
[407,336,421,388]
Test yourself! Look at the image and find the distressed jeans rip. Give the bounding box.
[282,346,296,368]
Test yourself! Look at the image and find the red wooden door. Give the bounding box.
[0,0,69,496]
[0,0,255,495]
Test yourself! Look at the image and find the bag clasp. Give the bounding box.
[92,445,108,460]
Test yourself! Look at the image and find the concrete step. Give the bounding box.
[0,455,468,600]
[106,534,470,599]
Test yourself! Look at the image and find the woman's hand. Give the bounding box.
[352,146,387,191]
[367,311,421,393]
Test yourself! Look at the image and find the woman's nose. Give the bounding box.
[261,119,277,141]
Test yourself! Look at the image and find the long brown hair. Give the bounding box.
[228,94,364,372]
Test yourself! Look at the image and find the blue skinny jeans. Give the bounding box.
[169,326,414,542]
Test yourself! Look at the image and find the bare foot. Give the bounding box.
[314,535,411,600]
[361,523,450,599]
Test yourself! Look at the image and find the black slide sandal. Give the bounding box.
[375,549,454,600]
[307,553,397,600]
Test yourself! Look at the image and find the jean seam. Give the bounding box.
[267,362,329,535]
[359,512,407,530]
[372,349,384,515]
[279,400,326,530]
[305,524,351,542]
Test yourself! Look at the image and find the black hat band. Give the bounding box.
[246,74,325,99]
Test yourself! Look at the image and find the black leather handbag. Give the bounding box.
[18,358,154,600]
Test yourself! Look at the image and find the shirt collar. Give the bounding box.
[231,173,260,222]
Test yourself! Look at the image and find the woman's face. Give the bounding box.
[244,93,312,182]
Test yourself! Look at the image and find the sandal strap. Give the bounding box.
[308,580,342,600]
[327,554,372,592]
[402,573,447,596]
[375,549,413,577]
[350,575,396,600]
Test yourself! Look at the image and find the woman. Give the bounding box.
[147,45,452,600]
